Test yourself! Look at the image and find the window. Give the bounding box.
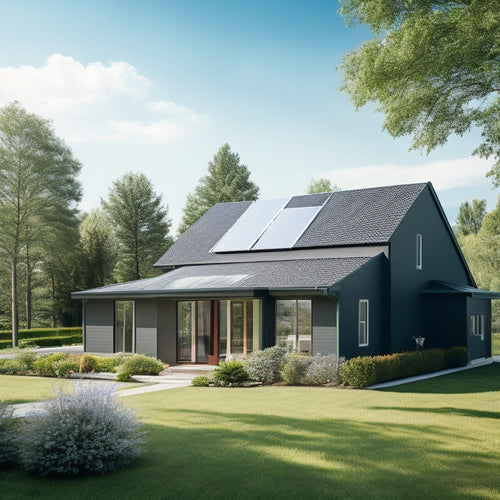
[176,301,212,363]
[470,314,485,340]
[358,300,369,347]
[114,301,134,352]
[416,234,423,270]
[276,299,312,354]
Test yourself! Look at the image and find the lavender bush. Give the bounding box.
[305,354,345,385]
[19,382,145,476]
[245,346,287,384]
[0,403,18,466]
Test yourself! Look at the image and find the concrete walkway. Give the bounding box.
[10,364,214,417]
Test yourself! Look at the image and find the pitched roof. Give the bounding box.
[154,183,427,268]
[72,257,371,298]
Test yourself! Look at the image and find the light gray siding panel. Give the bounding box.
[313,326,337,355]
[85,300,114,353]
[136,327,157,357]
[86,325,114,353]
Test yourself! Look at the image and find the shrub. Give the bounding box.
[116,354,164,382]
[305,354,345,385]
[191,376,210,387]
[341,356,377,388]
[18,383,145,477]
[15,349,37,372]
[95,356,120,373]
[79,354,98,373]
[53,359,80,378]
[281,353,311,385]
[33,353,69,377]
[245,346,287,384]
[0,403,18,466]
[213,360,249,387]
[444,346,470,369]
[0,358,25,375]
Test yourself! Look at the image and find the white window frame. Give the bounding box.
[470,314,485,340]
[358,299,369,347]
[416,234,423,270]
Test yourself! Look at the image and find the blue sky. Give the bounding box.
[0,0,497,232]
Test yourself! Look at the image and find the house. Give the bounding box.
[72,182,499,365]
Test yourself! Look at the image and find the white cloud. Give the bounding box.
[148,100,209,124]
[108,120,185,143]
[325,157,492,191]
[0,54,151,114]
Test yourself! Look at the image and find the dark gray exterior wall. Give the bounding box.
[337,254,389,359]
[84,300,114,353]
[389,186,472,352]
[467,297,491,359]
[157,300,177,364]
[135,299,158,358]
[312,295,337,356]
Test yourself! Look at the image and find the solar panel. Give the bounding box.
[210,197,289,253]
[252,205,323,250]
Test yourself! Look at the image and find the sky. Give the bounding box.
[0,0,497,233]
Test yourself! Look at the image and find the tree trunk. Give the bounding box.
[11,259,18,348]
[25,242,32,329]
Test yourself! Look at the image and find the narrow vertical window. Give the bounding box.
[416,234,423,270]
[358,300,369,347]
[470,314,485,340]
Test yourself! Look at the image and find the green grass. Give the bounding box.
[2,364,500,499]
[0,375,73,404]
[492,332,500,355]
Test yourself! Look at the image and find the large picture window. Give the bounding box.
[358,300,369,347]
[176,301,211,363]
[276,299,312,354]
[470,314,485,340]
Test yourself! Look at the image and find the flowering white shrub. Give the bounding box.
[19,382,145,476]
[0,403,18,466]
[305,354,345,385]
[245,346,287,384]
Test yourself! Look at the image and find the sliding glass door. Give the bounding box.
[176,300,211,363]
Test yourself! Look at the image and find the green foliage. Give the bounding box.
[213,360,249,387]
[191,376,210,387]
[245,346,287,384]
[456,199,486,236]
[281,353,310,385]
[102,172,172,282]
[0,327,82,341]
[178,143,260,234]
[79,208,118,289]
[18,384,145,476]
[0,358,25,375]
[306,177,340,194]
[341,356,377,388]
[79,354,98,373]
[95,356,121,373]
[53,359,80,378]
[14,349,37,372]
[0,403,18,466]
[116,354,164,382]
[339,1,500,183]
[443,346,470,369]
[342,347,471,388]
[33,353,69,377]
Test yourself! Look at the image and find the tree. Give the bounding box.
[306,177,340,194]
[456,199,487,236]
[339,1,500,183]
[0,102,82,345]
[102,172,172,282]
[178,143,259,234]
[79,209,118,289]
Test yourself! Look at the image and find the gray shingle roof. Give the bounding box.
[72,257,371,298]
[154,183,427,268]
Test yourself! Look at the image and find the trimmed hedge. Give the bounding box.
[341,346,470,388]
[0,327,82,341]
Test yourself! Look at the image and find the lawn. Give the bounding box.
[2,363,500,499]
[492,332,500,355]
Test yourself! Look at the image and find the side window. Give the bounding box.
[358,300,369,347]
[470,314,484,340]
[416,234,423,270]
